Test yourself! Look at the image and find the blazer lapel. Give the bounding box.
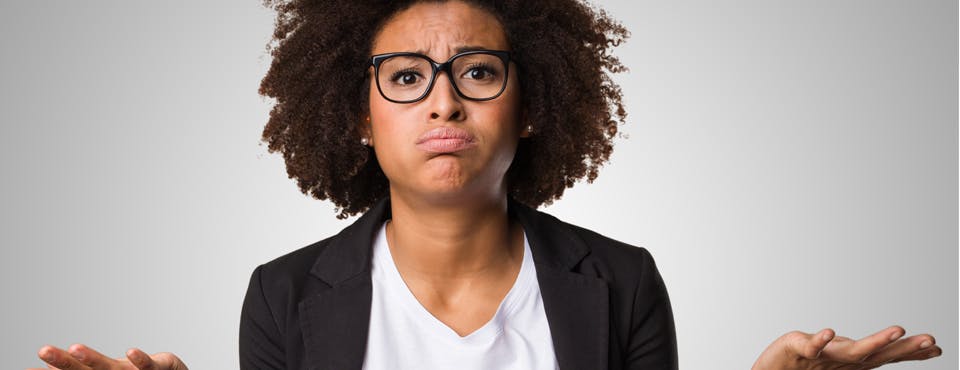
[299,198,391,370]
[511,199,610,370]
[296,198,609,370]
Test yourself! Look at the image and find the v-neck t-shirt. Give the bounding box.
[361,221,559,370]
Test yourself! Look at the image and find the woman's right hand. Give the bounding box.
[28,343,188,370]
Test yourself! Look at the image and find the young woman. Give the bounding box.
[31,1,940,369]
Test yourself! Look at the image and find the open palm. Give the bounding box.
[28,344,187,370]
[752,326,941,370]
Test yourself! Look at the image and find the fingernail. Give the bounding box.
[821,332,833,341]
[890,331,903,341]
[71,349,85,361]
[920,340,932,349]
[40,350,55,362]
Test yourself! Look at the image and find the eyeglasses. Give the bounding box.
[369,50,511,104]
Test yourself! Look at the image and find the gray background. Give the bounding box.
[1,0,955,369]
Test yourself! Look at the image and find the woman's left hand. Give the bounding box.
[752,325,941,370]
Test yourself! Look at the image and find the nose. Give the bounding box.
[425,70,464,122]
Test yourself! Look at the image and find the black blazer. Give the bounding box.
[240,197,678,369]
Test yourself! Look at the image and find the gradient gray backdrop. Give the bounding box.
[1,1,956,369]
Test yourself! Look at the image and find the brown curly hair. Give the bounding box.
[259,0,628,219]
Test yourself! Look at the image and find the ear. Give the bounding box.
[519,127,531,138]
[518,110,531,138]
[360,114,374,147]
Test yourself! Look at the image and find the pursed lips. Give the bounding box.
[415,126,477,154]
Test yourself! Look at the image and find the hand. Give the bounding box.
[28,343,188,370]
[752,325,941,370]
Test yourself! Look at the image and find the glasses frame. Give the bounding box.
[369,49,512,104]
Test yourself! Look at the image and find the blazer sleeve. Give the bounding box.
[626,248,678,369]
[239,264,286,369]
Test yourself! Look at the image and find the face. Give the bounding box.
[366,0,524,204]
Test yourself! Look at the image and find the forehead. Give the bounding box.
[371,1,509,60]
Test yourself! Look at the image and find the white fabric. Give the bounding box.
[362,221,559,370]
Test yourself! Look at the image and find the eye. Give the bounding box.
[389,69,423,85]
[462,64,497,80]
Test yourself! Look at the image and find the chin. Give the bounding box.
[415,179,503,205]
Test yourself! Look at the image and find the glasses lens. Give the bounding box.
[376,52,508,102]
[378,55,432,102]
[452,53,507,99]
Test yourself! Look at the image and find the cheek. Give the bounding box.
[500,76,523,126]
[368,89,399,144]
[491,82,524,140]
[368,99,413,179]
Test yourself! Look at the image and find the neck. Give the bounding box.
[386,190,522,279]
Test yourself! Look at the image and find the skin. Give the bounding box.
[29,1,941,368]
[752,326,941,370]
[29,343,187,370]
[365,0,528,336]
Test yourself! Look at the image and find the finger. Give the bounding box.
[823,325,904,362]
[37,345,89,370]
[871,335,940,364]
[68,343,116,370]
[126,348,158,370]
[893,344,942,362]
[154,352,189,370]
[789,328,835,359]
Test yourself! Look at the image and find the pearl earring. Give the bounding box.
[361,116,372,146]
[526,125,534,135]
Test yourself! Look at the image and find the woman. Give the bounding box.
[30,0,941,369]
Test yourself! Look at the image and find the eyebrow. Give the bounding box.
[413,45,494,55]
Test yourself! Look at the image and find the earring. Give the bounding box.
[525,125,534,135]
[361,116,372,146]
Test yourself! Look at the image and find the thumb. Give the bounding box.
[126,348,159,370]
[127,348,187,370]
[791,328,835,359]
[154,352,189,370]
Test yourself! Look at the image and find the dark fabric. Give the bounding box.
[240,197,678,369]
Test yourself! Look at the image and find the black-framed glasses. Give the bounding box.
[369,50,511,104]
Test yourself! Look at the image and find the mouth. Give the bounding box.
[415,127,477,154]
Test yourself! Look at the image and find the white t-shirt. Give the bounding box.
[362,222,559,370]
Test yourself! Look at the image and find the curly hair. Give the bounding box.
[259,0,628,219]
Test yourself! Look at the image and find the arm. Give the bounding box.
[239,264,286,369]
[625,248,679,370]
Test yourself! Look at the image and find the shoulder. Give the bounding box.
[521,206,670,319]
[254,197,390,290]
[566,219,656,267]
[523,207,676,360]
[525,207,660,279]
[255,235,337,287]
[248,198,388,303]
[242,234,341,323]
